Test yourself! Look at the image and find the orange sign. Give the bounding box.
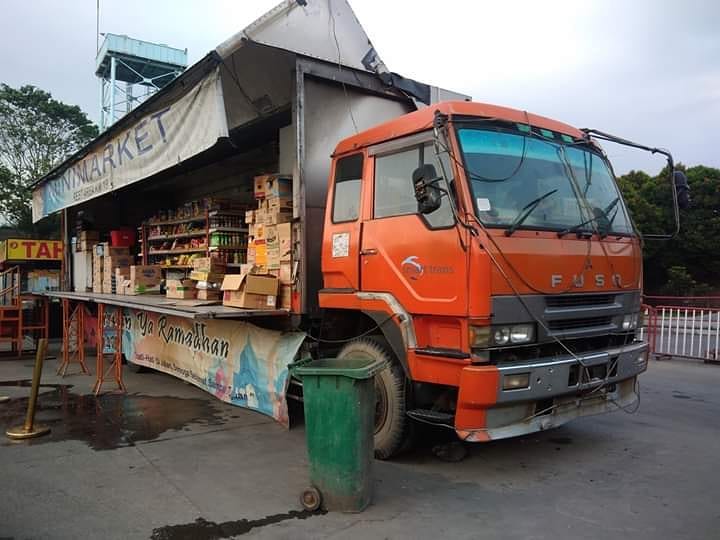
[2,239,63,261]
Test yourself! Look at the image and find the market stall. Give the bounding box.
[29,0,465,422]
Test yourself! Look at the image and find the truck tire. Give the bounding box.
[336,337,411,459]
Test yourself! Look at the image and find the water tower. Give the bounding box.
[96,33,188,130]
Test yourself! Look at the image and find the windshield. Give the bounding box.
[456,126,634,235]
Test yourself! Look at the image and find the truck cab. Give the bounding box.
[319,101,658,458]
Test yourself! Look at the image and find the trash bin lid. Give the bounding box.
[293,356,387,380]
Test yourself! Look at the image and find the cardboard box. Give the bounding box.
[115,268,130,295]
[266,195,292,212]
[166,279,197,299]
[245,210,255,224]
[103,255,133,274]
[251,223,266,240]
[278,261,292,284]
[189,270,225,283]
[277,223,292,261]
[78,240,95,252]
[266,247,280,271]
[253,240,267,265]
[130,265,162,283]
[279,284,292,310]
[125,284,162,296]
[263,176,292,198]
[125,265,162,294]
[192,257,226,273]
[265,208,292,225]
[197,289,221,301]
[221,272,278,309]
[264,225,278,250]
[254,176,266,199]
[95,243,129,258]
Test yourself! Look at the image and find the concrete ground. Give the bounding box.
[1,347,719,540]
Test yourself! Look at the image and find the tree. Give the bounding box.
[0,84,98,234]
[617,165,720,294]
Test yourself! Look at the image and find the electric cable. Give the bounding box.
[432,125,642,385]
[328,0,359,134]
[301,314,398,344]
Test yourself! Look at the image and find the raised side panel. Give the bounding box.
[299,74,412,314]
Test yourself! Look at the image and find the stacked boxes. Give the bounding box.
[246,174,295,310]
[91,243,131,294]
[77,230,99,252]
[189,257,226,301]
[247,175,293,273]
[92,248,104,293]
[102,253,133,293]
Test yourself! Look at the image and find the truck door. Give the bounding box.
[360,141,468,317]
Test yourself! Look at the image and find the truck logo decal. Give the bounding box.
[400,256,454,280]
[551,273,622,288]
[401,256,424,280]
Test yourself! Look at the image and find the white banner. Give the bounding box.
[32,67,228,222]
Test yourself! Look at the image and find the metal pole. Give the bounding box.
[6,338,50,439]
[109,55,117,127]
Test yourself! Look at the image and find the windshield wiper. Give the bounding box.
[558,196,620,238]
[505,189,558,237]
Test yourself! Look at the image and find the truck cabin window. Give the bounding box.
[457,127,634,236]
[374,143,454,228]
[332,154,364,223]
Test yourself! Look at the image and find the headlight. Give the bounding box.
[470,323,535,348]
[469,325,491,348]
[509,324,534,344]
[493,327,510,345]
[622,313,639,330]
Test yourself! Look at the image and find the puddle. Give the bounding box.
[151,510,326,540]
[0,379,228,450]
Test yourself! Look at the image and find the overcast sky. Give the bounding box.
[1,0,717,174]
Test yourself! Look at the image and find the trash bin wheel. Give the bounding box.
[337,337,411,460]
[300,486,322,511]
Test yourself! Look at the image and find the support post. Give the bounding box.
[93,305,126,395]
[6,338,50,439]
[109,55,117,127]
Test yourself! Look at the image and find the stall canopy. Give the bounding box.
[31,0,468,222]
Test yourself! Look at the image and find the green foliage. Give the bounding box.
[0,84,98,233]
[618,164,720,294]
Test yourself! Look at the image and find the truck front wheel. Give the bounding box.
[336,337,411,459]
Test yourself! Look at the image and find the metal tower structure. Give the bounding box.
[96,33,188,130]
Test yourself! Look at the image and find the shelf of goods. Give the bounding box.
[142,201,250,269]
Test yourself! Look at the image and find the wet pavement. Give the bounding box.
[1,345,719,539]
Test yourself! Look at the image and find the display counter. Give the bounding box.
[45,290,288,320]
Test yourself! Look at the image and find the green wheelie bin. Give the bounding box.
[294,356,387,512]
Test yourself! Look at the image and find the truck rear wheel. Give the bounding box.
[336,337,411,459]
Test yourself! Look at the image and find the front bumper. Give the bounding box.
[454,341,648,441]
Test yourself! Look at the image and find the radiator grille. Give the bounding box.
[548,316,613,332]
[545,294,615,308]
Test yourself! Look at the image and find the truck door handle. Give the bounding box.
[360,248,378,256]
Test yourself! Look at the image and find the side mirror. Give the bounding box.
[674,170,691,209]
[412,164,442,214]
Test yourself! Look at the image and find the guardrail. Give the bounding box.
[639,302,720,363]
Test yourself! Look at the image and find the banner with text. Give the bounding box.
[32,68,228,222]
[111,308,304,426]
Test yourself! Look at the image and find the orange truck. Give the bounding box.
[316,101,689,458]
